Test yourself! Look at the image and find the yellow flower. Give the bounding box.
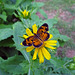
[21,24,57,63]
[22,10,29,17]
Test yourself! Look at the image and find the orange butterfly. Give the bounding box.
[22,23,50,48]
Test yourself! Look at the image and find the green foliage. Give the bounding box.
[0,0,74,75]
[0,28,13,41]
[13,22,25,49]
[31,2,44,8]
[0,11,7,21]
[38,9,48,18]
[50,57,65,68]
[0,55,29,75]
[42,19,58,28]
[0,24,12,29]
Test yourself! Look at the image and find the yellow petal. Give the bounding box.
[32,24,37,34]
[45,40,57,44]
[49,34,53,40]
[26,46,34,52]
[38,49,44,63]
[20,42,23,46]
[45,45,56,49]
[42,47,51,60]
[26,11,29,16]
[24,10,26,13]
[50,44,57,46]
[23,35,28,39]
[32,48,38,60]
[22,10,26,17]
[47,31,49,33]
[26,28,33,36]
[46,43,57,46]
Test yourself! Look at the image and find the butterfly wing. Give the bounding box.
[37,23,50,41]
[32,35,43,47]
[39,32,50,41]
[22,36,34,46]
[22,35,43,47]
[37,23,48,34]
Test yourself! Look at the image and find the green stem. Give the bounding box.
[63,59,73,66]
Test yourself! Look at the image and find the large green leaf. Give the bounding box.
[0,28,13,41]
[0,55,28,75]
[13,22,30,62]
[13,22,25,49]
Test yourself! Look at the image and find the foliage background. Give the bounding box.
[0,0,75,75]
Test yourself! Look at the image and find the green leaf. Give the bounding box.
[15,0,22,6]
[4,4,17,10]
[41,18,58,29]
[50,57,65,68]
[32,2,44,8]
[58,40,65,47]
[21,18,42,29]
[13,22,25,49]
[0,28,13,41]
[73,56,75,62]
[0,57,4,63]
[38,9,47,18]
[0,69,9,75]
[0,55,26,75]
[31,14,39,21]
[34,68,44,75]
[20,60,29,73]
[13,22,30,62]
[21,0,31,8]
[0,24,12,29]
[0,11,7,21]
[59,35,70,41]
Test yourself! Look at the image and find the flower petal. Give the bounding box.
[20,42,23,46]
[38,49,44,63]
[26,46,34,52]
[24,10,26,13]
[42,47,51,60]
[48,43,57,46]
[45,45,56,49]
[46,43,57,46]
[45,40,57,44]
[22,10,26,16]
[32,24,37,34]
[49,34,53,40]
[23,35,28,39]
[26,28,33,36]
[26,11,29,16]
[32,48,38,60]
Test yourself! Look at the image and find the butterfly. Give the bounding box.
[22,23,50,48]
